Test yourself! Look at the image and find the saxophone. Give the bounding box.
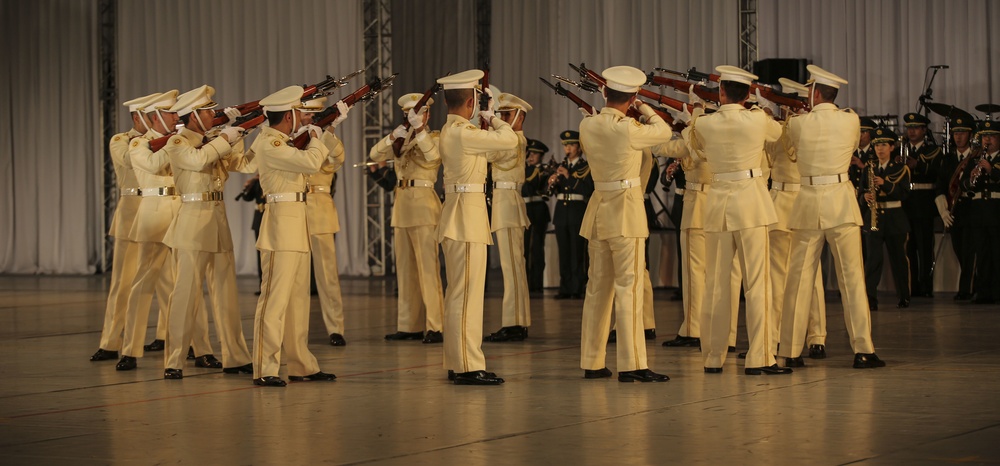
[867,160,879,232]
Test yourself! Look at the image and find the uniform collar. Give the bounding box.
[261,125,290,142]
[811,103,838,112]
[859,144,871,153]
[600,107,626,118]
[911,141,924,151]
[127,128,143,138]
[178,127,204,146]
[446,113,471,125]
[957,147,971,158]
[718,103,745,111]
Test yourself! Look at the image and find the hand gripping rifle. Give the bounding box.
[208,69,364,128]
[148,110,266,152]
[392,81,443,157]
[569,63,701,115]
[480,62,491,130]
[291,73,399,149]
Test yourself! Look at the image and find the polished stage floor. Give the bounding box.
[1,274,998,465]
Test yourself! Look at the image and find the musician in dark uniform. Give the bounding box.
[522,139,551,293]
[548,130,594,299]
[960,120,1000,304]
[936,110,979,300]
[238,175,266,293]
[367,161,398,191]
[852,118,878,263]
[900,113,942,297]
[862,128,911,310]
[661,159,684,301]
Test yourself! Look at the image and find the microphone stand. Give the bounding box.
[916,66,944,146]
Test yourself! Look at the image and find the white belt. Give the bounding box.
[972,192,1000,200]
[713,168,762,182]
[397,179,434,188]
[266,192,306,203]
[674,188,685,195]
[557,193,586,201]
[493,181,521,190]
[140,187,176,197]
[771,181,801,192]
[445,183,485,193]
[307,185,330,193]
[910,183,935,190]
[523,196,544,203]
[877,200,902,209]
[594,177,641,191]
[686,182,708,192]
[802,173,849,186]
[120,188,140,196]
[181,192,224,203]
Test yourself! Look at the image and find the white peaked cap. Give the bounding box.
[716,65,757,85]
[123,92,162,113]
[261,85,305,112]
[807,64,848,89]
[497,93,533,112]
[140,90,179,114]
[170,85,218,116]
[437,69,484,90]
[602,66,646,93]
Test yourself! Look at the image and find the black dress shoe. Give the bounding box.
[728,346,736,353]
[143,339,165,352]
[897,298,910,308]
[607,330,617,343]
[644,329,656,340]
[808,345,827,359]
[974,297,996,305]
[187,347,195,360]
[704,367,722,374]
[90,348,119,361]
[329,333,346,346]
[745,364,792,375]
[618,369,669,382]
[288,371,336,382]
[584,368,613,379]
[385,331,424,341]
[954,292,972,301]
[670,290,683,301]
[785,356,805,368]
[662,335,700,347]
[554,293,572,300]
[447,370,456,381]
[737,351,747,359]
[194,354,222,369]
[254,290,262,296]
[116,356,137,371]
[453,370,505,385]
[572,293,583,299]
[422,330,444,344]
[223,363,253,374]
[253,376,287,387]
[920,291,933,298]
[853,353,886,368]
[484,326,527,342]
[163,369,183,379]
[870,302,879,311]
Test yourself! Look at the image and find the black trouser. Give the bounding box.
[951,224,975,296]
[906,215,935,295]
[554,211,587,295]
[865,230,910,306]
[524,202,550,291]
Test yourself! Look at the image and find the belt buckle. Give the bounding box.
[619,180,629,189]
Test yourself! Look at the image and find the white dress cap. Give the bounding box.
[437,69,484,90]
[170,85,218,116]
[806,64,848,89]
[300,96,327,113]
[602,66,646,93]
[716,65,757,85]
[398,93,433,111]
[123,92,162,113]
[778,77,810,98]
[140,90,179,114]
[260,85,305,113]
[497,93,533,112]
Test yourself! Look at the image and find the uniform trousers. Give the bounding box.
[98,237,138,351]
[970,223,1000,301]
[907,215,935,294]
[441,238,488,372]
[122,241,211,358]
[679,228,740,344]
[165,249,252,370]
[496,227,531,327]
[864,230,911,305]
[523,202,549,291]
[610,270,654,332]
[950,221,975,296]
[310,233,345,336]
[770,229,827,353]
[394,225,444,332]
[253,250,321,379]
[580,235,647,372]
[779,224,875,358]
[702,226,773,369]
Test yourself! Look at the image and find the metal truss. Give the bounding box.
[738,0,758,71]
[99,0,118,273]
[362,0,394,276]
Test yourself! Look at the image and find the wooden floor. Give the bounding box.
[1,273,998,465]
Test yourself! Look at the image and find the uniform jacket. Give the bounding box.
[861,157,911,233]
[304,132,345,236]
[129,129,179,243]
[551,157,594,227]
[108,129,143,239]
[371,128,442,228]
[490,131,529,231]
[767,139,800,233]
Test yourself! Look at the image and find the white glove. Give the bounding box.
[634,101,656,119]
[934,194,954,228]
[755,89,779,116]
[479,108,496,125]
[331,100,350,128]
[219,126,245,143]
[391,124,408,141]
[407,108,426,130]
[304,124,323,139]
[688,84,705,107]
[483,87,495,111]
[579,107,594,117]
[291,125,308,139]
[666,106,691,124]
[223,107,241,126]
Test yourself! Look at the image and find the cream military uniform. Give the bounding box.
[301,97,347,342]
[778,66,877,362]
[120,91,212,363]
[578,66,672,375]
[252,86,339,382]
[369,94,444,336]
[490,93,532,330]
[437,71,519,377]
[683,66,783,371]
[161,85,255,375]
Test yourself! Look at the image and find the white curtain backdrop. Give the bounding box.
[758,0,1000,132]
[0,0,101,274]
[116,0,368,276]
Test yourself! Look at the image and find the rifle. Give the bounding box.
[480,62,491,130]
[291,73,399,149]
[656,67,808,110]
[539,77,598,116]
[645,73,721,104]
[551,72,644,120]
[148,110,266,152]
[555,67,690,131]
[568,63,700,114]
[392,81,443,157]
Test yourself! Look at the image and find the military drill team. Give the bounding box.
[93,58,1000,386]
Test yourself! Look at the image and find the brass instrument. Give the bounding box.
[867,160,879,232]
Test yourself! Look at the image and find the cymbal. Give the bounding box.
[975,103,1000,114]
[925,102,955,117]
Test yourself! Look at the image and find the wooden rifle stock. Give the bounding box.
[673,67,808,110]
[149,112,266,152]
[647,75,720,104]
[391,82,442,157]
[539,77,597,116]
[480,65,491,130]
[291,77,387,149]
